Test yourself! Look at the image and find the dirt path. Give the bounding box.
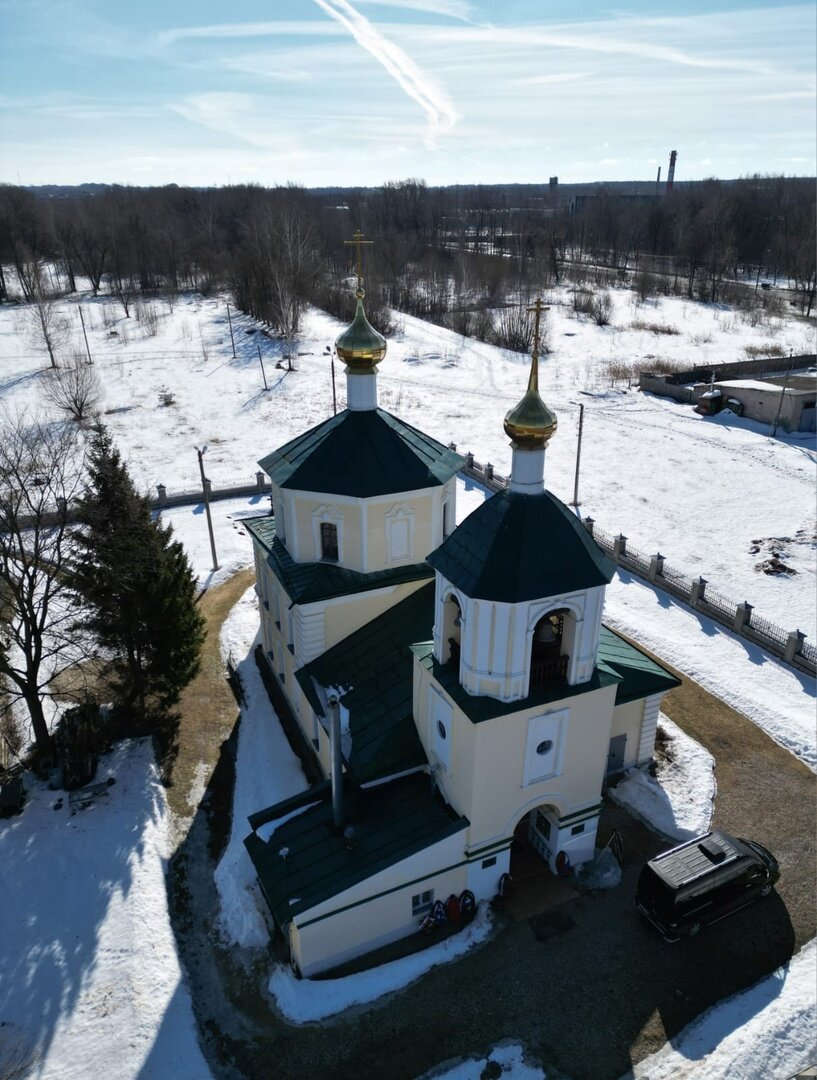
[167,577,815,1080]
[164,568,255,844]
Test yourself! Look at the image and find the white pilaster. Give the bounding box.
[509,446,546,494]
[346,370,378,411]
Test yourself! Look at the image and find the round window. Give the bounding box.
[437,720,447,740]
[536,739,553,755]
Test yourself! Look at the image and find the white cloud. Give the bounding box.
[312,0,458,145]
[356,0,475,20]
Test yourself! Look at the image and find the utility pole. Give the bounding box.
[570,403,584,507]
[325,345,337,416]
[196,446,219,573]
[78,307,92,364]
[257,343,268,391]
[226,302,236,358]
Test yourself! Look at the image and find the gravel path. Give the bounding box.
[166,579,815,1080]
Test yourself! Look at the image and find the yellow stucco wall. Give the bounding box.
[416,658,618,848]
[322,579,430,651]
[289,828,469,976]
[273,479,454,573]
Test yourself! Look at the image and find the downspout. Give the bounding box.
[327,694,344,828]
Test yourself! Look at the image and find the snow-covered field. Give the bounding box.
[1,280,815,1079]
[0,284,814,638]
[0,741,211,1080]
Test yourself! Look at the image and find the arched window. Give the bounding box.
[443,594,462,668]
[320,522,339,561]
[530,609,569,688]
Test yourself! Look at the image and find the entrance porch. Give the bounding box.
[505,812,577,922]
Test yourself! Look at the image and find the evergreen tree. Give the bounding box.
[72,426,205,732]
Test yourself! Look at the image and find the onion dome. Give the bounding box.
[335,289,387,372]
[503,356,557,449]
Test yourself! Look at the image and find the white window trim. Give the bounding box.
[523,708,568,786]
[311,504,344,563]
[384,502,415,564]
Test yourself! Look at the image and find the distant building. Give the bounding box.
[243,247,679,977]
[702,374,816,431]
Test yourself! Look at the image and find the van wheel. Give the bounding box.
[688,922,701,937]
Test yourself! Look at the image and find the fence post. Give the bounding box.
[484,463,494,482]
[256,471,266,492]
[733,602,752,633]
[648,553,664,581]
[465,452,474,469]
[584,517,595,536]
[613,534,627,561]
[448,442,457,451]
[690,577,707,607]
[784,630,805,663]
[156,483,167,507]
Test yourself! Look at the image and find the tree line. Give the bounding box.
[1,173,815,345]
[0,417,205,780]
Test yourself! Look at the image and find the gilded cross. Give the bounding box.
[526,296,550,358]
[344,230,374,290]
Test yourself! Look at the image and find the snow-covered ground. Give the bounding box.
[610,714,716,841]
[1,281,814,1077]
[0,285,813,637]
[0,741,211,1080]
[214,586,308,947]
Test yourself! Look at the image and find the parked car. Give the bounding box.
[636,830,779,941]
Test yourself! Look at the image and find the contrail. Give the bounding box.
[312,0,458,143]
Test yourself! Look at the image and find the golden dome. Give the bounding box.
[504,296,557,449]
[503,352,557,449]
[335,289,387,372]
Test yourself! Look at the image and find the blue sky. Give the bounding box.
[0,0,814,186]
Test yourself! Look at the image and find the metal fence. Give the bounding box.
[458,452,815,677]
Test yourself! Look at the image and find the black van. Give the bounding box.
[636,831,779,941]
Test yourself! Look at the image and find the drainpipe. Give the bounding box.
[327,695,344,828]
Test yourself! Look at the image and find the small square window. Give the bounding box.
[481,856,497,869]
[571,823,585,836]
[411,889,434,916]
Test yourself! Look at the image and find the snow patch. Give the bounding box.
[622,939,817,1080]
[268,904,494,1024]
[609,714,716,841]
[213,587,309,947]
[0,740,211,1080]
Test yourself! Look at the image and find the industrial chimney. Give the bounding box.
[667,150,677,192]
[655,165,662,196]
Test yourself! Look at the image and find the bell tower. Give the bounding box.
[427,299,615,703]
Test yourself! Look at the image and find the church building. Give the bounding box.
[243,240,679,977]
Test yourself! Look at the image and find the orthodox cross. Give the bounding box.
[344,230,373,290]
[526,296,550,358]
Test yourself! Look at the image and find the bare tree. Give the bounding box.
[43,355,102,422]
[27,274,69,368]
[0,415,86,757]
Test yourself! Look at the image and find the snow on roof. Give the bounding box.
[713,379,785,392]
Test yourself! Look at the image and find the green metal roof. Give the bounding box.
[411,623,678,723]
[245,515,433,605]
[258,408,466,499]
[413,642,621,724]
[427,489,615,603]
[597,626,681,703]
[244,773,469,927]
[296,582,435,783]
